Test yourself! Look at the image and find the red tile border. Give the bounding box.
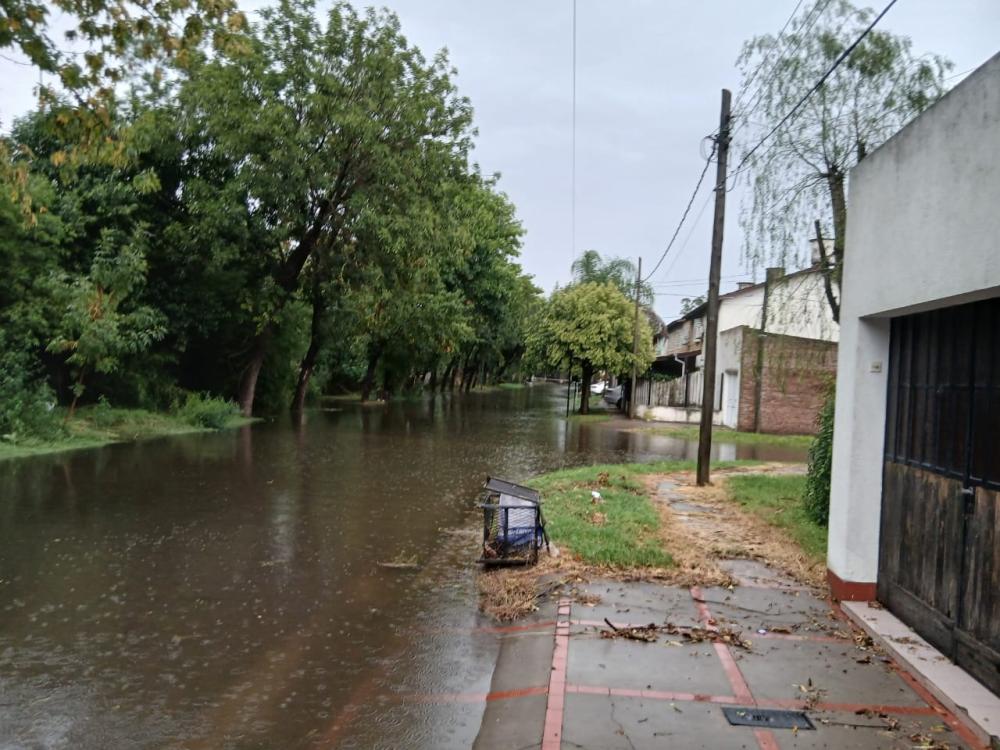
[541,598,572,750]
[827,569,877,601]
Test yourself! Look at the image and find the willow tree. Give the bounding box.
[736,0,951,321]
[529,282,653,414]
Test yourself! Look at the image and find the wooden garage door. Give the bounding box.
[880,296,1000,696]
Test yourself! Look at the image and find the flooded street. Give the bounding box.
[0,385,804,749]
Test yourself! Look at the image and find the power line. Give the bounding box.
[570,0,577,267]
[728,0,901,184]
[732,0,836,134]
[643,140,716,282]
[731,0,808,117]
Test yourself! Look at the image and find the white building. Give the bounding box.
[828,52,1000,705]
[646,265,839,433]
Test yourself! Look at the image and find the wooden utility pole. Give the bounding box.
[628,257,642,419]
[696,89,731,486]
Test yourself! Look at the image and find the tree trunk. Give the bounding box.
[447,363,458,391]
[428,368,438,392]
[824,168,847,323]
[579,362,593,414]
[239,329,272,417]
[360,344,382,403]
[291,295,325,414]
[813,219,841,327]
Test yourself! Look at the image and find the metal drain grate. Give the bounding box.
[722,707,815,730]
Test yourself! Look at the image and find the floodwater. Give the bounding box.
[0,385,805,749]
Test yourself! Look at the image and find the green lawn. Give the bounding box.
[530,459,755,568]
[649,425,814,449]
[723,474,827,561]
[0,406,254,461]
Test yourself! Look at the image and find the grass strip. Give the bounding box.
[724,474,826,562]
[0,407,254,461]
[648,425,813,449]
[530,460,754,569]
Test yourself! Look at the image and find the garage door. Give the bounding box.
[880,296,1000,695]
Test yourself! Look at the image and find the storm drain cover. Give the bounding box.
[722,707,815,730]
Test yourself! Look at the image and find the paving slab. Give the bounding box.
[736,638,926,707]
[560,692,759,750]
[569,579,701,628]
[567,635,734,696]
[698,585,843,636]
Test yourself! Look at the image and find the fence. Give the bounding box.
[636,371,703,408]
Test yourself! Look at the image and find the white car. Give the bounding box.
[603,385,623,409]
[590,380,607,395]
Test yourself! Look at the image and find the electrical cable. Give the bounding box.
[642,140,716,282]
[726,0,901,187]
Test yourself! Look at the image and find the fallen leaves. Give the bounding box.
[599,619,753,650]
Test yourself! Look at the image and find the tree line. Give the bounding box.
[1,0,542,442]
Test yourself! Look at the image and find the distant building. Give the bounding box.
[827,53,1000,700]
[640,266,838,434]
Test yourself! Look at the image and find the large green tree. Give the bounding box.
[174,0,474,414]
[529,282,653,414]
[736,0,951,321]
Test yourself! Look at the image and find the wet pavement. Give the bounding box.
[469,563,986,750]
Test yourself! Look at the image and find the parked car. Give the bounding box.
[590,380,607,395]
[603,385,623,409]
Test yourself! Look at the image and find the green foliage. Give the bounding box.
[0,334,63,442]
[803,385,835,526]
[737,0,951,317]
[0,0,541,438]
[528,282,654,380]
[570,250,653,306]
[177,392,239,430]
[726,474,827,562]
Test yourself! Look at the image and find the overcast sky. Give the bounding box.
[1,1,997,321]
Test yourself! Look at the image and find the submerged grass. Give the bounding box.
[0,405,254,461]
[724,474,826,562]
[647,424,814,449]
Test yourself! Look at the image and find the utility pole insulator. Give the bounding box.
[697,89,732,486]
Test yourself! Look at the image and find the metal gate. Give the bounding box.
[880,296,1000,695]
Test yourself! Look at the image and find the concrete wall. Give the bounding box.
[717,272,840,344]
[828,52,1000,593]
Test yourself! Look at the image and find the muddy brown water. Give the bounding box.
[0,385,805,749]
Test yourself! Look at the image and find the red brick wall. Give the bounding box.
[737,329,837,435]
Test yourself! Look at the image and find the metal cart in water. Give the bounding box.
[477,476,549,566]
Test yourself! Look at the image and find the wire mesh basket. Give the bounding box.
[478,477,548,567]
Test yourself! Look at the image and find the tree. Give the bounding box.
[680,295,705,315]
[736,0,951,321]
[174,0,474,415]
[570,249,653,306]
[47,234,166,417]
[529,282,653,414]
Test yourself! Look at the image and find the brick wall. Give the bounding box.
[737,328,837,435]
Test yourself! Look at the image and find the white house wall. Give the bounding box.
[828,52,1000,592]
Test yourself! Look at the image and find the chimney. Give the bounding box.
[765,267,785,286]
[810,238,833,266]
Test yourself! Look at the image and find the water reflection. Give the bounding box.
[0,384,804,749]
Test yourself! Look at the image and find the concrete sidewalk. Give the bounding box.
[473,562,988,749]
